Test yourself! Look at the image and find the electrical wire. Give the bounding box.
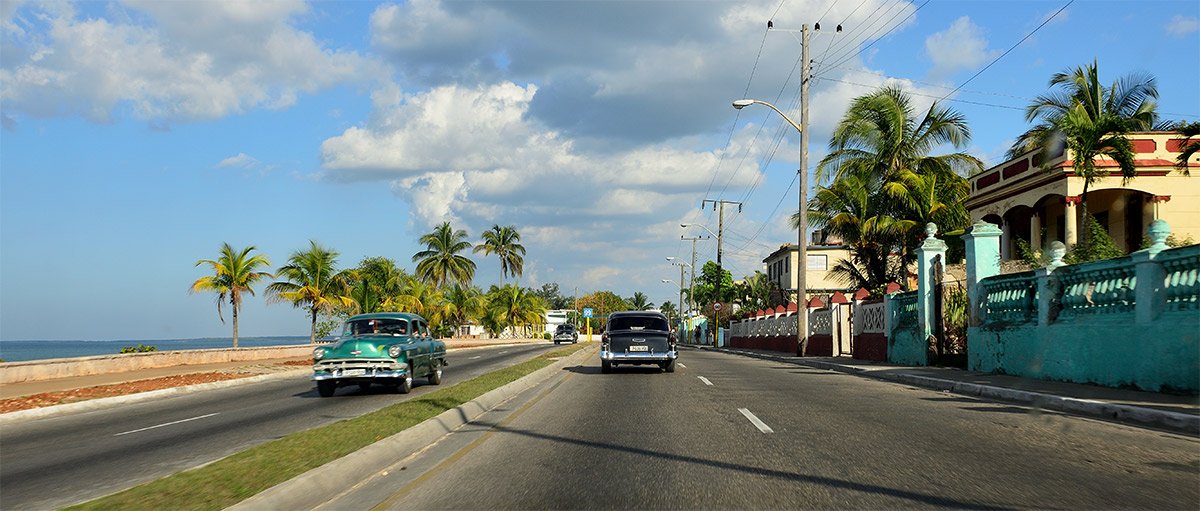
[816,0,929,78]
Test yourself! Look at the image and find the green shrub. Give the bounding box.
[120,344,158,354]
[542,333,551,340]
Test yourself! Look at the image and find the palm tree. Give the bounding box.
[342,257,408,314]
[413,222,477,288]
[627,292,654,311]
[807,86,979,289]
[391,276,452,330]
[444,283,485,336]
[190,243,273,348]
[487,284,547,338]
[1011,60,1158,250]
[474,225,526,284]
[659,301,677,324]
[1172,121,1199,175]
[266,241,355,344]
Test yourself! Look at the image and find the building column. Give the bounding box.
[1063,196,1081,249]
[1029,212,1042,251]
[1000,220,1011,260]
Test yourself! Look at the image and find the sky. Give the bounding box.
[2,0,1198,341]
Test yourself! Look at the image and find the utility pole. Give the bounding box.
[680,235,709,318]
[701,199,742,346]
[796,23,811,356]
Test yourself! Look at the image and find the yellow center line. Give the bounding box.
[370,371,575,511]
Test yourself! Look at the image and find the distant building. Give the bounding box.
[966,131,1198,259]
[762,241,855,301]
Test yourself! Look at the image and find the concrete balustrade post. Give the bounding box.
[963,221,1003,326]
[915,223,948,348]
[1133,220,1171,325]
[1036,241,1068,326]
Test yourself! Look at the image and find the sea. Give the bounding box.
[0,336,315,362]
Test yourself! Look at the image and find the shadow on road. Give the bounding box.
[565,365,668,375]
[471,423,1015,510]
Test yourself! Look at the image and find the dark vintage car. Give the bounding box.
[600,311,677,373]
[312,312,447,397]
[553,323,579,344]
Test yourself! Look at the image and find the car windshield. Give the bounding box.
[343,318,408,337]
[608,316,668,332]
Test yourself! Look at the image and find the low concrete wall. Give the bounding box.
[888,325,927,366]
[804,334,833,357]
[969,313,1199,393]
[0,346,316,385]
[852,333,887,361]
[0,337,548,385]
[730,336,797,354]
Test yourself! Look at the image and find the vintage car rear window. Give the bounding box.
[344,318,409,336]
[609,316,668,332]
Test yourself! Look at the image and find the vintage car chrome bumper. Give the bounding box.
[600,349,677,362]
[313,358,407,380]
[553,334,577,341]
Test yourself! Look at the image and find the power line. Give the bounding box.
[817,0,929,78]
[813,0,905,76]
[817,77,1025,110]
[937,0,1073,102]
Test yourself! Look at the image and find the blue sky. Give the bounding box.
[2,0,1198,341]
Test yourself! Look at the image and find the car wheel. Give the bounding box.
[317,380,336,397]
[397,365,413,394]
[429,360,443,385]
[554,340,560,345]
[601,360,612,373]
[663,359,676,373]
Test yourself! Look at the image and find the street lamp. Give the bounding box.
[679,224,725,346]
[733,97,809,356]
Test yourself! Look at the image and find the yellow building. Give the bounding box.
[966,131,1199,259]
[762,243,856,300]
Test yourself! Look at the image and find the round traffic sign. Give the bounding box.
[713,302,722,311]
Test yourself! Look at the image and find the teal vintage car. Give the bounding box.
[312,312,447,397]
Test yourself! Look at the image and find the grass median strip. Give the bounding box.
[66,342,592,511]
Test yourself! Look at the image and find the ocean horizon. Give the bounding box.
[0,336,320,362]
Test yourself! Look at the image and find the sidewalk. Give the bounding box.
[691,345,1200,436]
[0,338,547,400]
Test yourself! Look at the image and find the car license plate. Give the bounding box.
[342,368,367,377]
[628,345,649,352]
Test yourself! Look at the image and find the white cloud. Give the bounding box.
[215,153,259,169]
[924,16,998,80]
[1166,15,1199,37]
[0,1,378,125]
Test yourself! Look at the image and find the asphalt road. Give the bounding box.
[0,343,560,510]
[323,348,1200,510]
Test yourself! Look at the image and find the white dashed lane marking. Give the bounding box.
[470,356,482,360]
[739,408,774,433]
[697,376,713,386]
[678,363,687,368]
[115,413,219,436]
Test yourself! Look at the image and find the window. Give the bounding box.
[807,254,828,271]
[609,315,669,332]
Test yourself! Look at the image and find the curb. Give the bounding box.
[229,344,597,511]
[695,346,1200,436]
[0,343,554,425]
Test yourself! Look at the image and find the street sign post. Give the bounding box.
[583,308,593,342]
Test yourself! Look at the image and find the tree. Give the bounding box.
[576,291,631,331]
[190,243,273,348]
[627,292,654,311]
[342,257,408,315]
[413,222,477,288]
[732,271,779,312]
[534,282,574,310]
[659,301,677,324]
[1172,120,1199,175]
[265,241,355,345]
[474,225,526,284]
[1011,60,1158,251]
[807,86,979,291]
[691,261,734,306]
[391,276,453,333]
[486,284,546,337]
[444,283,485,335]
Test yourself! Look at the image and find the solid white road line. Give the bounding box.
[738,408,775,433]
[697,376,714,386]
[114,412,220,436]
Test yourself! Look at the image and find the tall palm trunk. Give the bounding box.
[309,308,318,345]
[231,293,240,349]
[1080,180,1091,253]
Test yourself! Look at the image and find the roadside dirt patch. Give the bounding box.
[0,372,254,413]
